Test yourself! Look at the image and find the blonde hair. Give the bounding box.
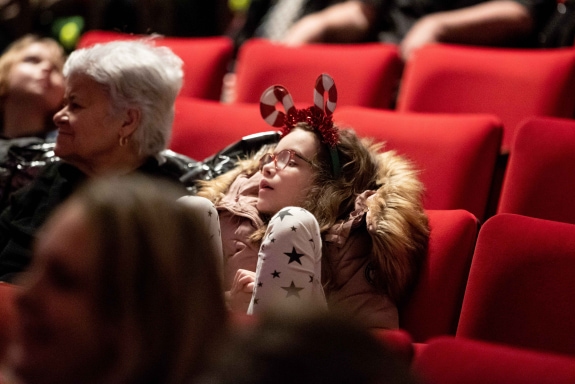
[0,34,65,102]
[71,175,226,384]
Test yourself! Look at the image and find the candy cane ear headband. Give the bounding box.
[259,73,341,177]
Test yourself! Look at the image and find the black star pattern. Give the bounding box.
[271,238,276,243]
[254,298,259,305]
[208,210,213,217]
[277,209,293,221]
[284,247,304,265]
[309,275,313,283]
[271,270,281,278]
[282,281,304,298]
[258,282,263,287]
[291,226,297,231]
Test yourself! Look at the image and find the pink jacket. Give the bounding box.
[199,149,429,330]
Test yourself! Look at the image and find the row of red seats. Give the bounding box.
[411,212,575,352]
[170,99,575,227]
[77,31,575,154]
[76,30,575,225]
[2,210,574,381]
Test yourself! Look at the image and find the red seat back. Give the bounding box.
[414,336,575,384]
[400,210,478,342]
[0,283,16,362]
[397,44,575,151]
[77,30,233,101]
[498,116,575,224]
[336,107,502,221]
[234,39,403,109]
[457,213,575,356]
[171,97,270,160]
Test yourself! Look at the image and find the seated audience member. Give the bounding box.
[0,34,65,206]
[281,0,555,60]
[0,39,196,282]
[229,0,357,50]
[182,74,429,328]
[0,175,226,384]
[222,0,553,101]
[198,311,419,384]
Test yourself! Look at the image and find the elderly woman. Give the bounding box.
[1,175,226,384]
[0,39,191,282]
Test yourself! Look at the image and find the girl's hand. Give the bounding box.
[226,269,256,313]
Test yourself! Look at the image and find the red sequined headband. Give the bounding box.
[260,74,341,176]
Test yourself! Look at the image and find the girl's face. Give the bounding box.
[8,202,115,384]
[257,129,320,215]
[6,42,64,111]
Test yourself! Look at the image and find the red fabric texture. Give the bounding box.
[336,107,502,221]
[371,328,414,364]
[0,283,16,362]
[77,30,233,101]
[400,210,478,343]
[170,97,270,160]
[233,39,403,109]
[498,116,575,224]
[397,44,575,151]
[414,336,575,384]
[457,213,575,356]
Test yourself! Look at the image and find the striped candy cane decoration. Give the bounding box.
[314,73,337,116]
[259,85,296,127]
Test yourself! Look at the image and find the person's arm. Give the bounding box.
[400,0,534,60]
[282,1,378,45]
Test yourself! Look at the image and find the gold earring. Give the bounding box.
[119,136,128,147]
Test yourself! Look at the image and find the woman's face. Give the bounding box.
[53,74,127,167]
[8,202,114,384]
[257,129,320,215]
[7,42,64,111]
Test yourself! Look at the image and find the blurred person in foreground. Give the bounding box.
[198,311,419,384]
[0,175,226,384]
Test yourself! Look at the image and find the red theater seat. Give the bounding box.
[414,336,575,384]
[0,283,16,362]
[336,107,502,221]
[233,39,403,109]
[457,214,575,356]
[399,210,478,343]
[171,97,271,160]
[397,44,575,152]
[77,30,233,101]
[498,116,575,224]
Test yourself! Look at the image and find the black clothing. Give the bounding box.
[0,152,199,282]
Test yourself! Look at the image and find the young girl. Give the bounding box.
[188,74,429,329]
[0,34,65,139]
[0,34,65,207]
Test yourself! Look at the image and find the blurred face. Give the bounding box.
[53,74,126,167]
[6,42,64,111]
[257,129,319,214]
[8,202,115,384]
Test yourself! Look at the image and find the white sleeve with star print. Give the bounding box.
[177,195,223,277]
[248,207,327,315]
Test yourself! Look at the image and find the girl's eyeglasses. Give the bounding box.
[259,149,312,171]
